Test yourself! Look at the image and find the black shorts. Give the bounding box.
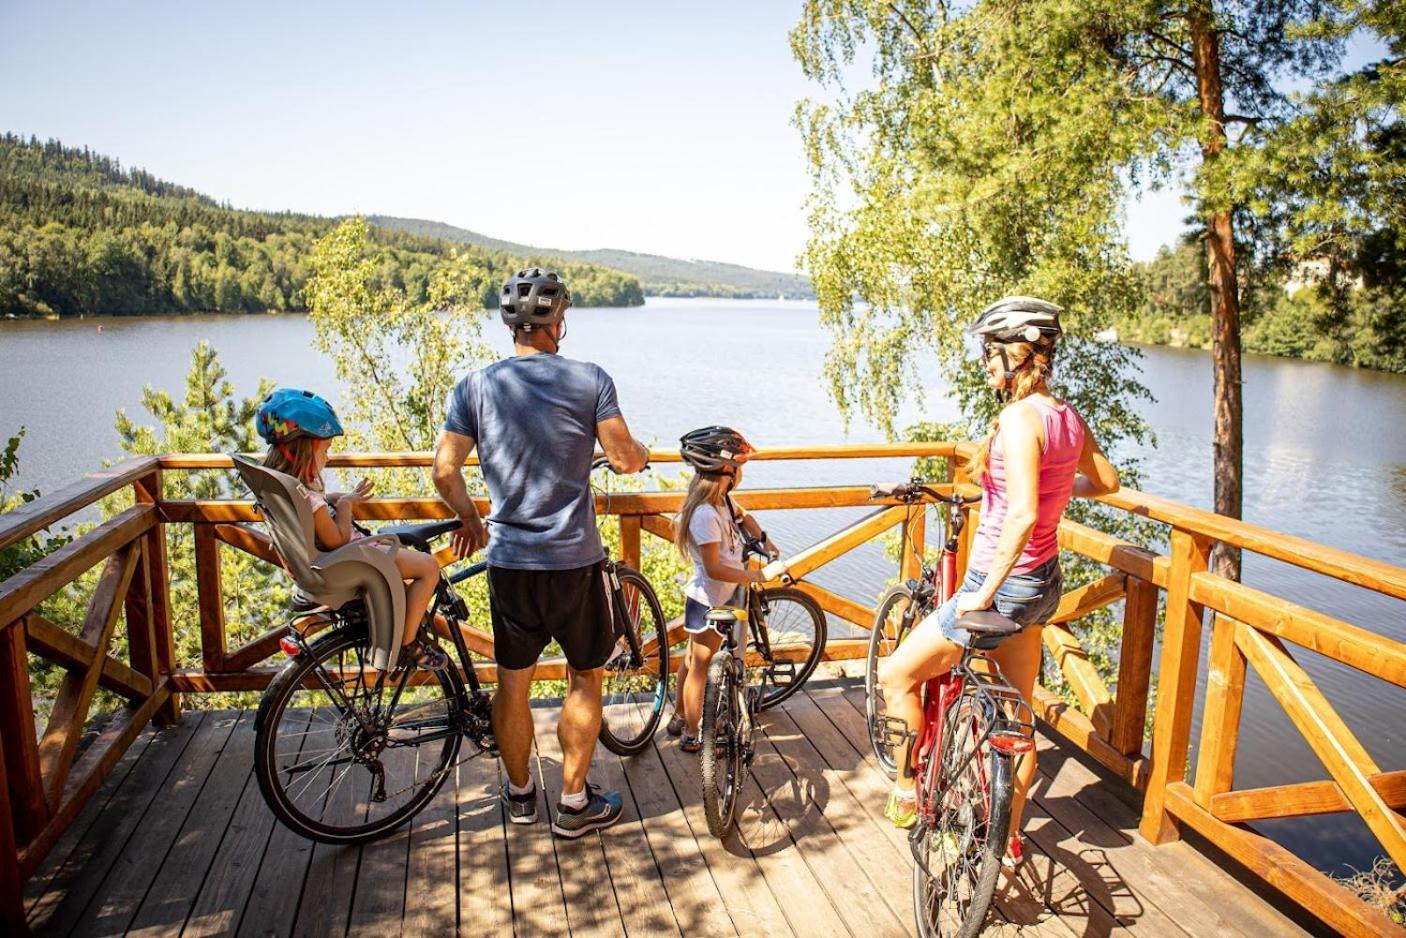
[487,561,616,672]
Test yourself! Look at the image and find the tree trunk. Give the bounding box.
[1189,1,1243,581]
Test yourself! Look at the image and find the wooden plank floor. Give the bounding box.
[24,681,1310,937]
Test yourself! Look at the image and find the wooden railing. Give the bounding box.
[0,443,1402,934]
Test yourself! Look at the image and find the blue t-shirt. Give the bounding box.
[444,353,622,570]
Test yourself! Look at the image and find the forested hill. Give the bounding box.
[0,134,643,317]
[369,215,814,300]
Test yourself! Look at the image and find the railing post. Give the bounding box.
[194,523,227,673]
[133,469,178,723]
[1111,575,1158,757]
[1140,528,1213,843]
[619,515,641,571]
[900,509,925,584]
[0,740,27,937]
[1193,613,1248,807]
[0,625,48,845]
[951,461,977,580]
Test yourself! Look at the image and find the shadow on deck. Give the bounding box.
[24,681,1306,937]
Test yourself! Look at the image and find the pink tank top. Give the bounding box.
[968,398,1084,575]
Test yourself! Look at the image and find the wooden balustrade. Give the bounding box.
[0,440,1403,934]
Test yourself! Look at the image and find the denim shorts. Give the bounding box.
[920,557,1063,648]
[683,589,745,640]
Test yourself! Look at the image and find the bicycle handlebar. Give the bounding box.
[869,481,981,506]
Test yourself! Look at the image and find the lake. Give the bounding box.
[2,298,1404,880]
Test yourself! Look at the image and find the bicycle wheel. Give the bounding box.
[254,628,464,844]
[912,693,1013,938]
[598,565,670,756]
[867,584,918,778]
[700,652,744,838]
[753,586,826,710]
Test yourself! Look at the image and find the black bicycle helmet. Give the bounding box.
[680,426,755,475]
[967,295,1063,346]
[500,267,572,329]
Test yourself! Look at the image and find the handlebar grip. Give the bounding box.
[870,482,907,499]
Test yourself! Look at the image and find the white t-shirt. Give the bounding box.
[683,503,744,606]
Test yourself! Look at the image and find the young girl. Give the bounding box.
[669,426,778,752]
[256,387,446,670]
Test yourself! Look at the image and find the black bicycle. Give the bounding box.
[591,458,672,756]
[252,519,496,844]
[700,535,826,838]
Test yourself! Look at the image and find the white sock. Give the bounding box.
[893,783,915,799]
[508,778,534,797]
[560,787,589,809]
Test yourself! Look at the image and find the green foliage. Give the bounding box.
[0,135,645,317]
[791,0,1181,708]
[1117,239,1406,371]
[306,217,497,461]
[0,428,49,582]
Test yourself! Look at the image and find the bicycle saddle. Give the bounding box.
[377,519,463,553]
[232,454,406,670]
[957,609,1023,650]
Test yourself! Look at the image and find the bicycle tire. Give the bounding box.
[700,652,743,838]
[598,565,670,756]
[254,627,463,845]
[912,694,1014,938]
[866,584,917,779]
[754,586,827,710]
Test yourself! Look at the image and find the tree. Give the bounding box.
[305,217,497,462]
[791,1,1394,580]
[113,342,286,704]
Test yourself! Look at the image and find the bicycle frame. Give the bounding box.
[282,558,496,753]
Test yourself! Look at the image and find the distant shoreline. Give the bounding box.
[1,295,820,323]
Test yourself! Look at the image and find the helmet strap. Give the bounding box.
[994,345,1016,404]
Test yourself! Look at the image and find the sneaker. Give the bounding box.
[666,711,685,738]
[884,789,918,829]
[679,733,701,754]
[1002,834,1025,869]
[500,781,538,825]
[551,783,623,839]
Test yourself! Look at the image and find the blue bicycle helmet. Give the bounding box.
[256,388,343,445]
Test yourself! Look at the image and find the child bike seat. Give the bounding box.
[957,609,1023,650]
[232,454,406,670]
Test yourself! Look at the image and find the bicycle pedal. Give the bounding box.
[765,660,797,686]
[879,715,918,749]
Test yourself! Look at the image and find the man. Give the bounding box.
[433,267,649,838]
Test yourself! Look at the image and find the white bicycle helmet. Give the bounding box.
[966,296,1063,346]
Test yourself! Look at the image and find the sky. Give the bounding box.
[0,1,1370,272]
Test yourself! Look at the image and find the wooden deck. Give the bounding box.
[24,681,1309,938]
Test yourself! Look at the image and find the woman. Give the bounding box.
[877,296,1120,867]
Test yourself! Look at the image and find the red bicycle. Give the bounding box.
[864,481,1037,938]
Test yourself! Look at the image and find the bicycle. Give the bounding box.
[699,534,826,838]
[253,518,497,844]
[865,480,981,777]
[863,482,1038,938]
[591,457,672,756]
